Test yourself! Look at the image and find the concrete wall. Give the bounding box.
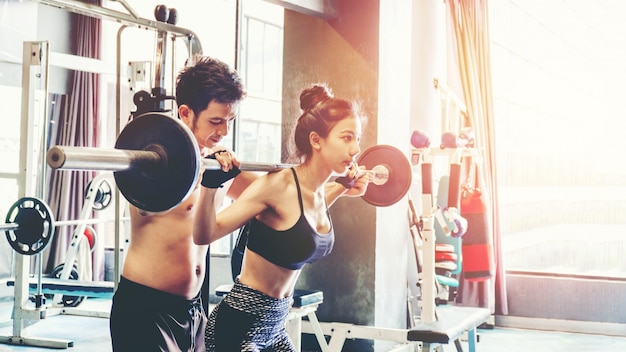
[282,1,413,350]
[282,0,380,323]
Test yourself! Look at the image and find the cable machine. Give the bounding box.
[0,0,202,348]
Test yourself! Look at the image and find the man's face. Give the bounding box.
[180,101,237,151]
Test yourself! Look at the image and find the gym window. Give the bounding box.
[491,2,626,280]
[211,0,284,256]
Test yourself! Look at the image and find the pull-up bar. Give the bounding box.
[35,0,203,56]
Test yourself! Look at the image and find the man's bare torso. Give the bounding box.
[122,188,208,299]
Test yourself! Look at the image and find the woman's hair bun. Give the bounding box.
[299,84,334,111]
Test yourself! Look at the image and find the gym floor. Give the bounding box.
[1,283,626,351]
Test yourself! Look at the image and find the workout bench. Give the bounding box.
[301,305,490,352]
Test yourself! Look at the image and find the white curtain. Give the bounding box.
[447,0,508,315]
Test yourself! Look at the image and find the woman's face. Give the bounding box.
[318,115,362,175]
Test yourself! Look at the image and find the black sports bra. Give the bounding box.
[245,168,335,270]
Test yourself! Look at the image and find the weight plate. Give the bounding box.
[85,178,112,211]
[357,145,412,207]
[48,264,85,307]
[114,113,201,213]
[5,197,55,255]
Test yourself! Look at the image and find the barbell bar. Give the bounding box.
[49,145,406,189]
[48,147,393,186]
[45,112,412,213]
[47,146,295,173]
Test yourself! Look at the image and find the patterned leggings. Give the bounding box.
[205,279,295,352]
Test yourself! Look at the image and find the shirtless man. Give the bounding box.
[109,56,256,352]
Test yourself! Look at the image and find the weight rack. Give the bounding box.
[0,0,203,347]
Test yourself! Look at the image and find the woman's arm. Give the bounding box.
[325,182,349,207]
[325,172,370,206]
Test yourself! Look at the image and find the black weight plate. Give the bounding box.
[48,264,85,307]
[357,145,412,207]
[4,197,55,255]
[85,178,112,211]
[114,113,201,213]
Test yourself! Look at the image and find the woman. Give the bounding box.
[194,83,369,351]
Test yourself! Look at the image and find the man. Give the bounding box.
[109,56,256,352]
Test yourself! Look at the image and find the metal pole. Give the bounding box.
[0,216,130,231]
[46,145,294,172]
[35,0,203,57]
[47,146,160,171]
[0,223,19,231]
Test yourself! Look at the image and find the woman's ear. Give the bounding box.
[309,132,321,150]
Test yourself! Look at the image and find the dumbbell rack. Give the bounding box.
[406,146,493,352]
[412,146,477,324]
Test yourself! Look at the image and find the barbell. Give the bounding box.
[2,197,129,255]
[46,112,412,212]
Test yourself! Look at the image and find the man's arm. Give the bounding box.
[193,186,220,245]
[193,151,243,245]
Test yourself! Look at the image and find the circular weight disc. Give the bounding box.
[48,264,85,307]
[94,180,113,210]
[86,179,112,211]
[114,113,201,213]
[357,145,412,207]
[4,197,55,255]
[83,225,97,252]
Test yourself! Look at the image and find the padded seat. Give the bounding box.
[435,243,455,253]
[407,305,490,344]
[7,278,114,299]
[435,251,458,262]
[434,261,457,271]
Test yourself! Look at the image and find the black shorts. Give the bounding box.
[110,276,206,352]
